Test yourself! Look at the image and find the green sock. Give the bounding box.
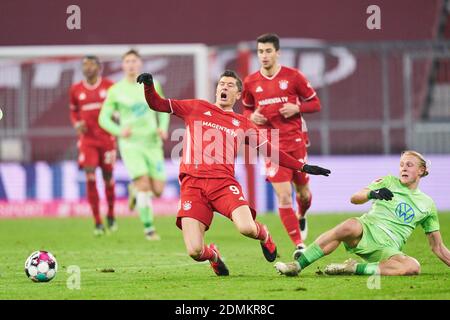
[355,262,379,275]
[138,207,154,228]
[297,243,325,270]
[137,192,154,229]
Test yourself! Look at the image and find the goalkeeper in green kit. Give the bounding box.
[99,50,169,240]
[275,150,450,276]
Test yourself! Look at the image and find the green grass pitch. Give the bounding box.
[0,213,449,300]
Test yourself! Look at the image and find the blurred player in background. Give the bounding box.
[69,55,116,236]
[99,50,169,240]
[243,34,321,258]
[275,151,450,277]
[137,70,330,276]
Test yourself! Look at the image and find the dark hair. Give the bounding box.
[82,55,101,65]
[219,70,242,92]
[257,33,280,51]
[122,49,141,60]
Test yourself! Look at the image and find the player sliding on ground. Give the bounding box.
[275,150,450,277]
[137,70,331,276]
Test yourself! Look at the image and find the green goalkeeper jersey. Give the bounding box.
[364,175,440,249]
[99,79,169,149]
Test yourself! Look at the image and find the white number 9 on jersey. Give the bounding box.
[229,185,240,195]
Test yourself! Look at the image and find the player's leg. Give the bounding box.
[135,147,167,239]
[149,178,165,198]
[275,218,363,276]
[102,169,117,231]
[181,217,229,276]
[291,145,311,240]
[148,151,166,198]
[79,144,103,235]
[134,175,159,240]
[377,255,420,276]
[100,148,117,231]
[230,205,278,262]
[294,182,311,240]
[325,254,420,276]
[271,181,304,250]
[120,145,158,239]
[84,167,103,235]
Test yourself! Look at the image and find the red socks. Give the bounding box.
[194,245,217,262]
[105,180,115,218]
[87,179,101,225]
[255,221,268,242]
[279,206,302,246]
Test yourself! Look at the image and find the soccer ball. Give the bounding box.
[24,250,58,282]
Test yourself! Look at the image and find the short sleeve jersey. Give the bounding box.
[364,175,440,249]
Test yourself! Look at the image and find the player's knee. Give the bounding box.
[86,173,96,182]
[152,189,163,198]
[405,258,421,275]
[237,224,257,238]
[337,219,361,238]
[299,191,311,203]
[277,193,292,206]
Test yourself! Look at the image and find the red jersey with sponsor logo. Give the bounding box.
[69,78,115,147]
[242,66,317,152]
[168,99,267,179]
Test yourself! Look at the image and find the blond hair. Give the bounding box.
[401,150,429,177]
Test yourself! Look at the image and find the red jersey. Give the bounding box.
[168,99,267,179]
[242,66,319,152]
[69,78,115,148]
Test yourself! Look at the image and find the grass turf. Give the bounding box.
[0,213,449,300]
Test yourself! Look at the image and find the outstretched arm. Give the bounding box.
[427,231,450,267]
[256,140,330,176]
[351,187,394,204]
[137,73,171,113]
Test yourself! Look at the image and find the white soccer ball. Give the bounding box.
[24,251,58,282]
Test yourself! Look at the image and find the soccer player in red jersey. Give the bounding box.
[242,34,321,258]
[137,70,330,276]
[69,56,117,235]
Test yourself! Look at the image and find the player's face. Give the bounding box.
[215,77,241,109]
[399,154,424,185]
[122,54,142,77]
[82,58,100,80]
[257,42,279,70]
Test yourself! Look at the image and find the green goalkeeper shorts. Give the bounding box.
[344,216,404,263]
[120,144,166,181]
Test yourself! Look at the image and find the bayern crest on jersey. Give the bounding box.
[183,201,192,211]
[99,89,107,98]
[79,92,87,100]
[279,80,289,90]
[232,118,240,127]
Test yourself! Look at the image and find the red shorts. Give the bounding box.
[77,141,116,172]
[176,175,256,231]
[265,145,309,185]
